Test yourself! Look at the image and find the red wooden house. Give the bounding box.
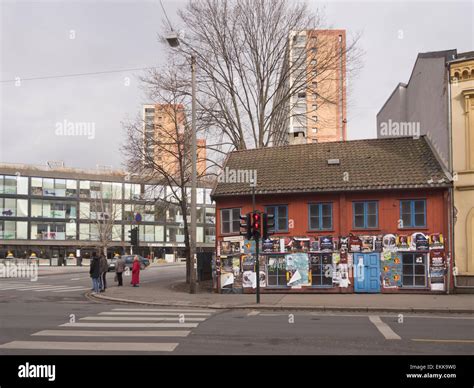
[211,136,452,294]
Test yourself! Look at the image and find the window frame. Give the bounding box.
[352,201,379,229]
[308,203,333,231]
[220,208,241,235]
[401,252,428,288]
[265,205,289,233]
[399,199,426,228]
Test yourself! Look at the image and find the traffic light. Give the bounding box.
[262,213,275,240]
[129,227,139,247]
[240,213,252,240]
[251,211,261,239]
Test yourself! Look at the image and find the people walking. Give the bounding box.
[115,255,125,287]
[99,254,108,292]
[131,255,140,287]
[89,252,101,294]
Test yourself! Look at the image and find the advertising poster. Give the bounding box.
[220,272,234,288]
[220,241,241,255]
[361,236,375,252]
[285,253,310,288]
[412,233,429,251]
[310,239,320,252]
[429,234,444,250]
[397,235,410,250]
[243,240,256,254]
[262,238,280,253]
[382,252,402,288]
[374,235,384,252]
[430,249,446,291]
[349,235,362,252]
[339,236,349,251]
[242,270,266,288]
[241,254,255,271]
[383,234,397,251]
[319,236,333,251]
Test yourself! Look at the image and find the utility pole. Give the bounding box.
[190,54,197,294]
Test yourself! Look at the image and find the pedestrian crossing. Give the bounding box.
[0,280,89,293]
[0,308,215,353]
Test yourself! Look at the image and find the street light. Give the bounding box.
[166,32,198,294]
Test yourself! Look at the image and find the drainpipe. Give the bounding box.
[446,65,453,294]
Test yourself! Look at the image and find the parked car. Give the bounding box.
[108,255,150,272]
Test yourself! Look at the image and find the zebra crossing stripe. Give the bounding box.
[99,311,212,316]
[60,322,199,328]
[32,330,191,337]
[113,308,215,313]
[0,341,179,352]
[79,316,207,322]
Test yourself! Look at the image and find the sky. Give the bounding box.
[0,0,473,169]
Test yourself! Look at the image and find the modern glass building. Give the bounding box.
[0,163,215,260]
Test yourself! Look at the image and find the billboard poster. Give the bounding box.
[319,236,333,251]
[241,254,255,271]
[411,232,429,251]
[285,253,310,288]
[220,241,241,255]
[429,234,444,250]
[430,249,446,291]
[262,238,280,253]
[397,235,410,250]
[381,252,402,288]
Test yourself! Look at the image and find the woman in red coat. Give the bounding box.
[131,255,140,287]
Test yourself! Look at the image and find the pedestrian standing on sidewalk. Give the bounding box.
[131,255,140,287]
[99,254,108,292]
[115,255,125,287]
[89,252,101,294]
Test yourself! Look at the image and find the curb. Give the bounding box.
[86,293,474,314]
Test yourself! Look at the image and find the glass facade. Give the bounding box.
[0,172,215,255]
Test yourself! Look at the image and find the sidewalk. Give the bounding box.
[89,277,474,313]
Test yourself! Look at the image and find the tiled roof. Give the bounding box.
[212,136,450,197]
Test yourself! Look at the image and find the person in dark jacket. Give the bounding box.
[99,254,108,292]
[115,255,125,287]
[89,252,101,293]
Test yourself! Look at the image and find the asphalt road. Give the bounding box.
[0,265,473,355]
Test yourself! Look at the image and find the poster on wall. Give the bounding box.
[286,238,310,252]
[319,236,333,252]
[382,252,402,288]
[383,234,397,251]
[285,253,310,288]
[361,236,375,252]
[220,256,233,272]
[397,235,410,250]
[242,270,266,288]
[349,235,362,252]
[243,240,256,254]
[310,239,320,252]
[241,255,255,272]
[430,249,446,291]
[220,272,234,288]
[339,236,349,251]
[262,238,280,253]
[429,234,444,250]
[333,263,350,288]
[220,241,241,255]
[411,232,429,251]
[374,235,384,252]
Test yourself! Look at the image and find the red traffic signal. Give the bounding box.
[251,212,261,239]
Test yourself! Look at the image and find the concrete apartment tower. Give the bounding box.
[143,104,206,178]
[287,29,347,145]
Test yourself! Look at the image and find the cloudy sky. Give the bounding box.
[1,0,472,169]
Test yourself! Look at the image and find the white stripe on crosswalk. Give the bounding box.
[60,322,199,328]
[79,316,207,322]
[0,341,178,352]
[32,330,190,337]
[99,311,211,317]
[112,308,215,313]
[368,315,401,340]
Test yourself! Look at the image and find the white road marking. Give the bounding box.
[368,315,401,340]
[0,341,178,352]
[60,322,199,328]
[113,308,215,313]
[79,316,206,322]
[32,330,190,337]
[52,288,89,293]
[308,312,474,320]
[99,311,211,317]
[247,310,260,316]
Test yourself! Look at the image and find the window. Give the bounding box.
[30,222,72,240]
[31,200,77,219]
[265,205,288,232]
[310,254,333,286]
[205,227,215,243]
[353,201,378,229]
[205,207,215,224]
[400,200,426,228]
[220,208,241,234]
[267,256,287,287]
[309,203,332,230]
[402,253,427,287]
[0,221,27,239]
[166,225,185,242]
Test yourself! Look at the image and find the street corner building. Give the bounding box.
[211,136,453,295]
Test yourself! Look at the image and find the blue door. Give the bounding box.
[354,253,380,293]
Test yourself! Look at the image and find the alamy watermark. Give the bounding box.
[0,262,38,281]
[379,119,420,139]
[217,167,257,187]
[55,119,96,139]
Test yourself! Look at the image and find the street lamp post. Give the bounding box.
[166,33,197,294]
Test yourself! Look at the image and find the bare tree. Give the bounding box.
[78,183,123,258]
[122,65,215,284]
[166,0,361,150]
